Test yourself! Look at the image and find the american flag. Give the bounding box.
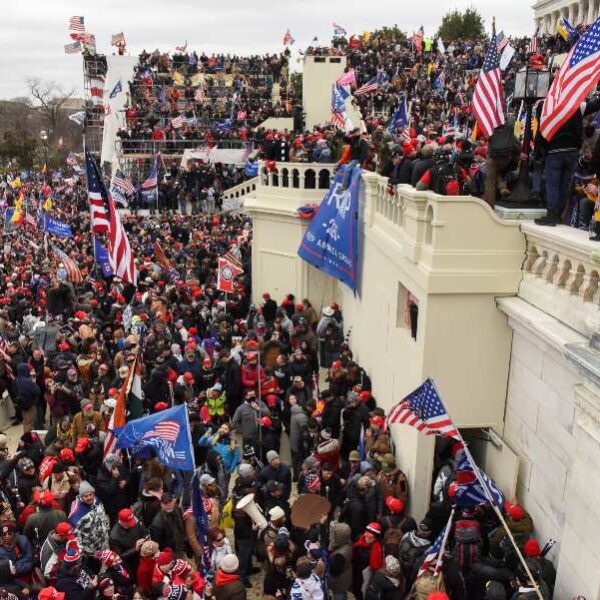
[354,72,387,96]
[153,240,183,285]
[51,244,83,284]
[25,212,37,229]
[66,152,79,167]
[110,169,135,207]
[194,86,205,103]
[171,115,184,129]
[143,420,180,442]
[85,152,110,233]
[283,29,295,46]
[223,250,243,275]
[540,16,600,141]
[333,22,347,36]
[454,450,504,508]
[496,31,509,53]
[418,509,454,577]
[64,42,81,54]
[175,41,188,52]
[472,26,505,138]
[80,33,96,47]
[142,153,159,189]
[69,16,85,33]
[89,76,104,106]
[386,378,459,439]
[527,31,540,54]
[86,151,137,285]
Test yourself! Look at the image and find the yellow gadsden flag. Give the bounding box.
[43,197,53,211]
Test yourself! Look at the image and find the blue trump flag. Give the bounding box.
[94,237,113,277]
[43,214,73,238]
[298,162,361,292]
[389,97,410,132]
[115,404,195,471]
[109,80,123,99]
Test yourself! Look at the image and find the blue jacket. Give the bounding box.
[0,534,33,581]
[198,433,240,473]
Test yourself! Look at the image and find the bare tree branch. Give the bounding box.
[25,78,76,137]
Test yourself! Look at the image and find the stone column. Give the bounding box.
[591,0,599,22]
[569,2,576,23]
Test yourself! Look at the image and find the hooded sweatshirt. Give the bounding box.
[16,363,40,410]
[329,522,353,593]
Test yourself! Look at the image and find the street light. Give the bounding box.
[501,65,550,207]
[39,130,49,177]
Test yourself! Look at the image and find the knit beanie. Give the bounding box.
[221,553,239,573]
[78,481,95,496]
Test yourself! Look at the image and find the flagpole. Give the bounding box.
[428,379,544,600]
[434,507,455,573]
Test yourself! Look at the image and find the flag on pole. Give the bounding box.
[171,115,185,129]
[283,29,295,45]
[110,169,135,207]
[217,257,236,293]
[389,97,410,132]
[557,16,579,45]
[418,509,454,576]
[86,151,137,285]
[191,471,212,575]
[223,251,243,274]
[496,31,509,53]
[64,42,81,54]
[386,378,459,439]
[153,239,184,285]
[337,69,357,87]
[142,154,159,189]
[115,405,195,471]
[472,24,506,138]
[68,111,86,125]
[50,244,83,284]
[412,26,425,53]
[355,72,387,96]
[175,41,188,52]
[109,80,123,99]
[454,451,504,508]
[68,16,85,33]
[541,16,600,141]
[527,31,540,54]
[104,359,134,459]
[333,22,347,36]
[66,152,79,167]
[111,32,125,46]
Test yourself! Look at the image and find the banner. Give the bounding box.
[94,238,113,277]
[500,44,516,71]
[115,404,195,471]
[298,162,361,292]
[43,215,73,238]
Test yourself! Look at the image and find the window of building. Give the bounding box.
[396,282,419,340]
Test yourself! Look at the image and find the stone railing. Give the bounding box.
[520,222,600,337]
[257,162,336,192]
[221,177,257,211]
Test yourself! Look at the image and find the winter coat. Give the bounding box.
[365,569,405,600]
[95,462,133,521]
[0,534,33,583]
[289,404,309,453]
[198,432,240,473]
[150,507,186,554]
[259,463,292,501]
[56,567,96,600]
[68,497,111,554]
[23,506,67,543]
[232,399,270,441]
[15,363,40,410]
[329,522,353,593]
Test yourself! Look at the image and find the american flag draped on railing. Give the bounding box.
[471,24,505,138]
[386,378,459,439]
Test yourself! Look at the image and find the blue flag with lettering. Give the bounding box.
[115,404,195,471]
[94,238,113,277]
[298,162,361,292]
[389,97,410,132]
[43,214,73,238]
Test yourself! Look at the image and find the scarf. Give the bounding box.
[215,569,239,587]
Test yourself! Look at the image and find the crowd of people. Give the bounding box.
[116,49,296,155]
[0,161,560,600]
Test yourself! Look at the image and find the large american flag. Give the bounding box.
[386,378,459,439]
[454,450,504,508]
[472,27,505,138]
[110,169,135,206]
[51,244,83,284]
[418,509,454,577]
[69,16,85,33]
[85,152,110,232]
[171,115,185,129]
[527,32,540,55]
[86,152,137,285]
[64,42,81,55]
[141,153,159,189]
[354,73,385,96]
[540,16,600,141]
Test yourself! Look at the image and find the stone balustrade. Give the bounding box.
[221,177,257,211]
[258,162,336,192]
[520,222,600,337]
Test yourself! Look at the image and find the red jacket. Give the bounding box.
[137,556,157,592]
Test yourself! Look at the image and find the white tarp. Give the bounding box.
[100,55,139,166]
[180,148,248,168]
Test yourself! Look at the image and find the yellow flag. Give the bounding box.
[427,62,434,76]
[362,31,371,43]
[43,197,53,211]
[470,122,479,141]
[173,71,185,86]
[10,177,21,189]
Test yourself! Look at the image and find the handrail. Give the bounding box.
[116,138,250,155]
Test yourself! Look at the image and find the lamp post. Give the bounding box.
[39,129,49,178]
[501,65,550,207]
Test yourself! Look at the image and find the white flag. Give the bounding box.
[68,111,86,125]
[500,44,516,71]
[437,37,446,54]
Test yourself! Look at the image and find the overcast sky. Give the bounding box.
[1,0,534,100]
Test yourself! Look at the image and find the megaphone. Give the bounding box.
[236,493,268,531]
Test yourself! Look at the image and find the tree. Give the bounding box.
[0,130,38,169]
[372,25,407,43]
[437,7,486,41]
[26,78,75,137]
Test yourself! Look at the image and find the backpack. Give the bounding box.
[398,535,430,576]
[488,124,518,160]
[409,571,447,600]
[431,163,458,196]
[452,520,482,572]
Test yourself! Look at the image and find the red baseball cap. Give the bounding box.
[38,587,66,600]
[38,490,55,507]
[58,448,75,463]
[55,522,73,536]
[118,508,137,528]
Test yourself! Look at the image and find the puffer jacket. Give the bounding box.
[329,522,353,593]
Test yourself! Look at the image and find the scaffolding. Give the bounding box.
[82,52,108,156]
